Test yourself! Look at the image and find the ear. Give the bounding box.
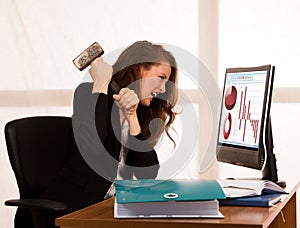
[138,65,147,79]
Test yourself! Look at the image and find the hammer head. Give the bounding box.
[73,42,104,71]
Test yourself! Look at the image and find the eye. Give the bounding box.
[159,75,167,80]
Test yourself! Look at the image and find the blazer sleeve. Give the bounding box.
[72,83,118,181]
[72,83,109,144]
[125,133,160,179]
[72,83,100,133]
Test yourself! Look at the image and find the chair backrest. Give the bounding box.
[4,116,75,226]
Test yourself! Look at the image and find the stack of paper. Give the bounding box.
[115,199,221,218]
[114,179,226,218]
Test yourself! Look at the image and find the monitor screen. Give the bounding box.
[217,65,273,170]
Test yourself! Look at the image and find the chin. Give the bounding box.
[140,98,152,106]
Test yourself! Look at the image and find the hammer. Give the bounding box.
[72,42,120,93]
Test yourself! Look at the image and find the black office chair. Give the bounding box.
[4,116,77,228]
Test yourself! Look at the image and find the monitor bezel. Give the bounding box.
[216,64,272,170]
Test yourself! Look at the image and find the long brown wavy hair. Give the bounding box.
[108,41,178,146]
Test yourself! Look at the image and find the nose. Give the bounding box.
[159,82,166,93]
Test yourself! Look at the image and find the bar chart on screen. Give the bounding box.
[237,86,260,143]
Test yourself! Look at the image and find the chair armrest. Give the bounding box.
[5,199,67,211]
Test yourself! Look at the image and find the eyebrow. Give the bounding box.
[160,72,169,79]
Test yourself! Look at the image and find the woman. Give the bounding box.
[84,40,178,182]
[41,41,178,221]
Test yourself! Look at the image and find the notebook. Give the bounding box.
[219,193,282,207]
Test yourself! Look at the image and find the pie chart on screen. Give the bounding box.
[225,86,237,110]
[223,113,232,140]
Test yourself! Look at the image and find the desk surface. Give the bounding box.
[56,181,299,228]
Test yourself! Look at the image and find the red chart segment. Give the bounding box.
[223,113,232,139]
[238,86,259,143]
[224,86,237,110]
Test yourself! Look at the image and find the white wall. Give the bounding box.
[1,0,200,90]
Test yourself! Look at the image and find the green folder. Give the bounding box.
[115,179,226,204]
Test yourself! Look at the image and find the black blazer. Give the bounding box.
[41,83,159,214]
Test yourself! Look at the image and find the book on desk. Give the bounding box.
[219,193,282,207]
[217,179,287,197]
[114,179,226,218]
[217,179,287,207]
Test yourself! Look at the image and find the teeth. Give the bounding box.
[151,92,157,98]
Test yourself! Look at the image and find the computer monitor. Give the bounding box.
[216,65,285,187]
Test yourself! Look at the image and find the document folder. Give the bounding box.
[114,179,226,218]
[115,179,226,204]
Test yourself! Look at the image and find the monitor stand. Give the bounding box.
[262,66,286,188]
[262,117,286,188]
[226,118,286,188]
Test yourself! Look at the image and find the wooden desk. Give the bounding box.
[56,182,299,228]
